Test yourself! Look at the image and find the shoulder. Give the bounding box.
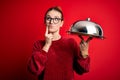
[34,40,45,44]
[61,37,77,44]
[33,40,45,47]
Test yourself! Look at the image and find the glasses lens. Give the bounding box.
[46,17,51,21]
[46,17,62,24]
[53,18,61,24]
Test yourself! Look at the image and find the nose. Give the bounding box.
[49,19,54,24]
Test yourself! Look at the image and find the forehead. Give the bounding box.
[46,10,61,17]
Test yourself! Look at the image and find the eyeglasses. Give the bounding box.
[46,17,62,24]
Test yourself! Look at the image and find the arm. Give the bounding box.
[27,41,47,76]
[27,26,53,76]
[72,38,91,75]
[73,53,90,75]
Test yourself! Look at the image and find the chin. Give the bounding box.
[49,29,55,32]
[49,29,58,33]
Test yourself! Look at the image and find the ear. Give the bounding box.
[60,21,64,27]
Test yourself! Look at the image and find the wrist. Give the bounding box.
[82,54,89,58]
[42,44,51,53]
[81,51,89,58]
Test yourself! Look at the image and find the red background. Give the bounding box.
[0,0,120,80]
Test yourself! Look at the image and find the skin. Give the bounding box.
[42,9,92,58]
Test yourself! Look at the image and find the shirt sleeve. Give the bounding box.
[27,40,48,76]
[72,39,90,75]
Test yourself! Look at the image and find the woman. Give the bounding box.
[28,6,92,80]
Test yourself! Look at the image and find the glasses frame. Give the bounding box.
[46,17,62,24]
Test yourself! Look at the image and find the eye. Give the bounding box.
[46,17,52,21]
[54,18,61,21]
[54,18,58,21]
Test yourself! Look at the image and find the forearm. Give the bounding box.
[78,55,90,72]
[74,55,90,74]
[42,44,51,52]
[27,51,47,75]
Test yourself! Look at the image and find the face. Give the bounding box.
[45,10,64,33]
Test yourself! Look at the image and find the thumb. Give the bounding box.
[86,37,93,43]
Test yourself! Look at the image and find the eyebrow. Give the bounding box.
[46,15,61,18]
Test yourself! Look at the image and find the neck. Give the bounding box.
[51,32,61,41]
[52,34,61,41]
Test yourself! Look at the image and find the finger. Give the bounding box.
[80,44,87,50]
[86,37,93,43]
[80,41,86,46]
[45,26,49,35]
[48,33,53,38]
[81,40,85,44]
[79,35,84,40]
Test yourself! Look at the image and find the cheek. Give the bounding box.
[56,24,62,29]
[57,22,63,27]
